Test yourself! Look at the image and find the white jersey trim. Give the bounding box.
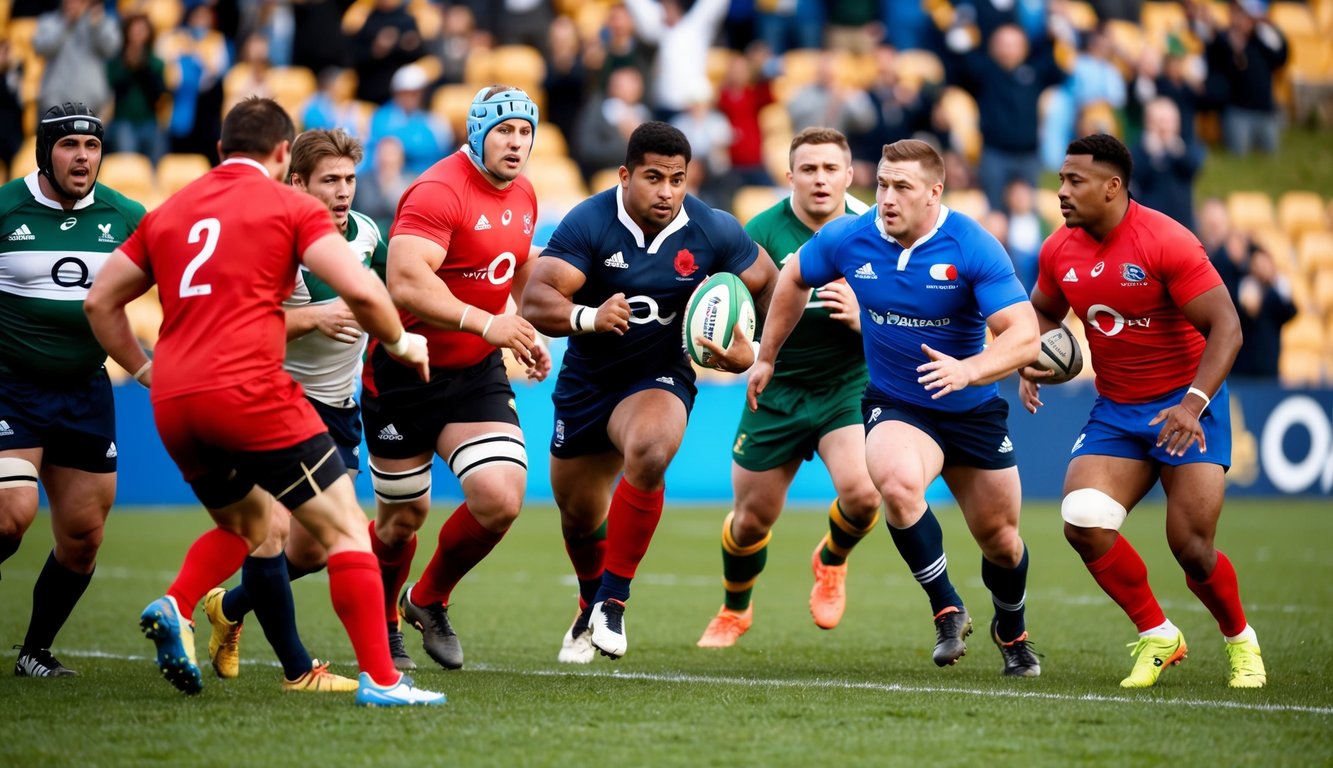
[615,183,691,254]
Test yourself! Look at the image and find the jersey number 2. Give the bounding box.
[180,218,220,298]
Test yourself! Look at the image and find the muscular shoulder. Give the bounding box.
[0,177,32,221]
[561,187,618,231]
[1129,203,1201,261]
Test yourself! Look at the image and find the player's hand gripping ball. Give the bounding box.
[1035,322,1084,384]
[683,272,755,367]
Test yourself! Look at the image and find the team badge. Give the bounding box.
[501,209,513,226]
[674,249,698,277]
[1121,263,1146,282]
[522,212,532,235]
[928,263,957,281]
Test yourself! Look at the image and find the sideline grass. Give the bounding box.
[1,499,1329,767]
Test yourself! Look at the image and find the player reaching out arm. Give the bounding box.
[521,121,777,663]
[1017,134,1261,690]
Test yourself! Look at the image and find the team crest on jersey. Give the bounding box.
[674,249,698,278]
[928,263,957,281]
[522,212,532,235]
[501,209,512,226]
[1121,263,1146,283]
[97,223,116,243]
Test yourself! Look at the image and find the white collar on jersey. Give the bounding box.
[616,183,691,254]
[877,204,950,271]
[24,172,96,211]
[220,157,271,176]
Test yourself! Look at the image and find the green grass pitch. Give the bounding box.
[1,498,1329,767]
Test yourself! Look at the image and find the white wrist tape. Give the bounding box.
[1186,386,1211,412]
[132,360,152,388]
[385,333,411,357]
[569,305,597,334]
[481,314,495,341]
[458,304,472,331]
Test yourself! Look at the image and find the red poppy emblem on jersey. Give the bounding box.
[929,263,958,281]
[674,249,698,277]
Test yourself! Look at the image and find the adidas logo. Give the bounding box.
[475,214,492,231]
[854,262,877,279]
[106,442,117,458]
[1071,433,1086,454]
[0,419,12,436]
[655,376,674,385]
[1062,268,1078,282]
[7,224,34,241]
[998,436,1013,454]
[379,424,405,441]
[604,251,629,269]
[868,406,882,423]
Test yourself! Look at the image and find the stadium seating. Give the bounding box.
[942,188,989,221]
[10,135,35,179]
[895,49,945,89]
[99,153,156,201]
[1298,231,1333,276]
[1277,191,1330,242]
[587,167,622,195]
[530,123,569,159]
[156,153,212,197]
[430,84,477,142]
[732,186,784,226]
[1227,191,1277,233]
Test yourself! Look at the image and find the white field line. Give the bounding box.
[56,649,1333,716]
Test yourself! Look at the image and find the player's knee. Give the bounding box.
[369,459,433,506]
[54,524,104,570]
[729,509,771,545]
[978,527,1024,567]
[1168,535,1215,578]
[0,458,40,539]
[464,474,524,532]
[622,441,673,486]
[839,485,883,523]
[1061,488,1128,531]
[877,475,926,519]
[375,505,427,546]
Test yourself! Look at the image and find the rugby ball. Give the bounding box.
[683,272,755,367]
[1035,322,1084,384]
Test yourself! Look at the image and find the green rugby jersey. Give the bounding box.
[745,195,869,386]
[0,174,146,382]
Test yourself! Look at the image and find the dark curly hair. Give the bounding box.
[625,121,692,171]
[1066,133,1133,183]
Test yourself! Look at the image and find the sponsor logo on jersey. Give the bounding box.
[604,251,629,269]
[7,224,35,241]
[854,262,877,279]
[1086,303,1152,336]
[501,209,512,226]
[1071,433,1086,453]
[674,249,698,277]
[0,419,12,436]
[655,376,674,385]
[866,308,951,328]
[106,442,117,459]
[1091,261,1105,277]
[378,424,405,441]
[97,223,116,243]
[1062,268,1078,282]
[998,436,1013,454]
[474,214,492,231]
[60,217,77,231]
[1121,263,1147,283]
[928,263,958,281]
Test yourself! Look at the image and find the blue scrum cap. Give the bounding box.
[466,86,538,165]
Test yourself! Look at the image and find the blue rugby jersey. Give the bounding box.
[799,206,1027,412]
[542,186,758,388]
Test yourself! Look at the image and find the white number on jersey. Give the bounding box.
[180,218,220,298]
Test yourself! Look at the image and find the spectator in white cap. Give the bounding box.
[367,63,452,176]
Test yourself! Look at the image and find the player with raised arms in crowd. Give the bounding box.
[750,139,1043,677]
[200,128,385,692]
[1019,134,1264,689]
[0,103,144,677]
[696,127,882,649]
[521,120,777,662]
[85,96,444,706]
[365,84,549,672]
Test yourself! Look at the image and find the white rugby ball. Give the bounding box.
[1036,322,1084,384]
[683,272,755,367]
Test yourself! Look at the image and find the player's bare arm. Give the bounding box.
[1148,284,1242,457]
[815,279,860,333]
[85,250,155,387]
[507,259,551,380]
[284,299,361,343]
[740,244,779,321]
[747,255,814,411]
[918,301,1039,400]
[519,256,631,336]
[387,232,537,366]
[304,231,429,380]
[1019,285,1070,412]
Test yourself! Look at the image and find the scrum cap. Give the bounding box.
[466,86,538,165]
[36,103,105,199]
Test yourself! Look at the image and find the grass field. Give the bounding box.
[1,499,1329,767]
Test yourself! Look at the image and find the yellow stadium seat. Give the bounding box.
[757,103,792,139]
[895,49,945,89]
[1063,1,1100,31]
[463,47,493,88]
[340,0,374,35]
[1270,2,1318,40]
[1036,188,1064,230]
[525,156,586,200]
[1250,227,1296,272]
[408,0,442,39]
[431,84,478,142]
[1141,2,1189,44]
[530,123,569,158]
[1311,268,1333,315]
[943,189,989,221]
[156,153,212,197]
[1278,349,1325,386]
[939,86,981,164]
[1297,231,1333,274]
[413,54,443,85]
[732,186,784,226]
[1227,191,1276,234]
[1276,190,1330,241]
[6,17,37,62]
[269,66,318,121]
[707,47,736,91]
[574,2,611,43]
[587,167,622,195]
[1102,20,1145,77]
[1282,312,1326,353]
[11,135,35,178]
[99,152,156,201]
[490,45,545,92]
[762,136,793,186]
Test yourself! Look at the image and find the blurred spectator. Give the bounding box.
[225,33,276,113]
[240,0,295,67]
[1126,37,1204,145]
[670,82,734,204]
[0,42,23,173]
[291,0,352,73]
[1197,196,1231,257]
[1003,178,1047,288]
[850,45,932,188]
[716,44,775,187]
[11,0,60,17]
[1232,246,1298,378]
[367,63,451,176]
[881,0,934,50]
[786,50,875,136]
[1043,24,1126,168]
[1087,0,1141,22]
[350,0,423,105]
[302,67,367,141]
[586,3,651,92]
[575,65,653,181]
[1131,97,1204,231]
[34,0,121,113]
[1199,0,1288,155]
[429,3,478,86]
[160,1,230,164]
[624,0,730,120]
[825,0,880,54]
[949,22,1069,210]
[755,0,823,55]
[106,13,167,163]
[469,0,554,54]
[354,135,411,232]
[543,15,587,158]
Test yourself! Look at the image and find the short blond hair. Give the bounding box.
[880,139,944,185]
[289,128,363,184]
